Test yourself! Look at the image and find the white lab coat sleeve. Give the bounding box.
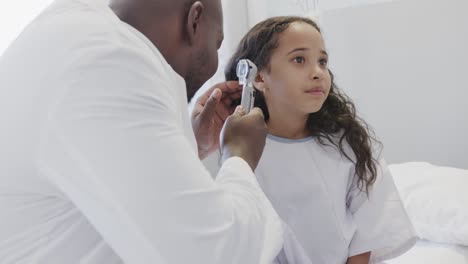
[273,222,314,264]
[347,158,417,263]
[36,42,283,264]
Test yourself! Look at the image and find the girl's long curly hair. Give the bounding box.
[225,16,381,192]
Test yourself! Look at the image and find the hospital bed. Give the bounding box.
[384,162,468,264]
[384,240,468,264]
[203,156,468,264]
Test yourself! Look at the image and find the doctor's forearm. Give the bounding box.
[347,252,370,264]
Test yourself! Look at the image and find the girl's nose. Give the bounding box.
[310,65,324,80]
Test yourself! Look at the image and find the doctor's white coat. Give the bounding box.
[0,0,283,263]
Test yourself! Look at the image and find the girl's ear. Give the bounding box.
[254,71,267,92]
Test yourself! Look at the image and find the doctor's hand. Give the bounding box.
[191,81,242,160]
[220,106,268,171]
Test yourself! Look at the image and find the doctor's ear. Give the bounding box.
[253,72,267,92]
[185,1,204,45]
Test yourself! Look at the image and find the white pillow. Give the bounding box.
[388,162,468,246]
[383,240,468,264]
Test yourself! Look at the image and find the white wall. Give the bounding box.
[0,0,54,55]
[266,0,398,17]
[320,0,468,168]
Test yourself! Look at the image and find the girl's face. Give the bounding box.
[255,22,331,119]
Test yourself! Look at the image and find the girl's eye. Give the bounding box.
[293,56,306,64]
[319,58,328,66]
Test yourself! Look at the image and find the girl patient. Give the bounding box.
[225,16,417,264]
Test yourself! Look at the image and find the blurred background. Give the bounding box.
[2,0,466,169]
[198,0,468,170]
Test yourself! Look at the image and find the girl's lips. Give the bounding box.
[305,88,324,95]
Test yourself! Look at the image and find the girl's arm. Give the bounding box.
[346,252,371,264]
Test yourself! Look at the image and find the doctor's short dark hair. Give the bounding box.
[225,16,380,193]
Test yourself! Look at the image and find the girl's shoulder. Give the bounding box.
[313,131,383,162]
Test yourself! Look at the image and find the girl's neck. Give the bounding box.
[267,110,310,140]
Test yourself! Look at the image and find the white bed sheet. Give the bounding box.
[383,240,468,264]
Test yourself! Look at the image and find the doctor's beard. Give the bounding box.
[185,49,217,102]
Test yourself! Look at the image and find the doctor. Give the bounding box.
[0,0,283,263]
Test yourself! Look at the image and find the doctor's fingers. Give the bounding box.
[196,81,240,105]
[196,88,222,123]
[205,81,241,96]
[212,104,233,122]
[246,107,266,122]
[221,90,242,106]
[220,81,242,93]
[231,105,246,117]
